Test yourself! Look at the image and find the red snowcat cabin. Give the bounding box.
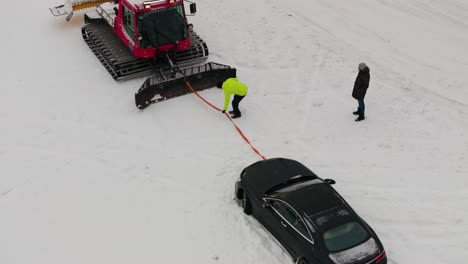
[113,0,192,59]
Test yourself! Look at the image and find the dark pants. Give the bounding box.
[232,95,245,115]
[357,99,365,115]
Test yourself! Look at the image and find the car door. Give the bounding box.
[258,198,299,257]
[263,198,315,259]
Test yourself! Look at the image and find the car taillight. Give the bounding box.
[375,250,386,263]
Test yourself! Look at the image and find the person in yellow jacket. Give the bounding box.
[217,78,248,118]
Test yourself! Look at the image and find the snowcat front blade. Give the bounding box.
[135,63,236,110]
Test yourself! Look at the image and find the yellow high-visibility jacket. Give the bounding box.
[222,78,248,110]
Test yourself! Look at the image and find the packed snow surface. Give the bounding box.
[1,0,468,264]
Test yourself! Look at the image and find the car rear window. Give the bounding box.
[323,222,369,252]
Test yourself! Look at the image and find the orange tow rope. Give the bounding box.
[185,82,267,160]
[224,114,267,160]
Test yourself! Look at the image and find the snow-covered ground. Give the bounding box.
[1,0,467,263]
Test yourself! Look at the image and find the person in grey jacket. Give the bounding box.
[352,63,371,122]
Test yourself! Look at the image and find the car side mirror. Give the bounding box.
[113,7,118,16]
[190,3,197,14]
[324,179,336,185]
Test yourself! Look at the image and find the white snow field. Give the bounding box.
[1,0,467,263]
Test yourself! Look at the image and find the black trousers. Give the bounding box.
[232,95,245,115]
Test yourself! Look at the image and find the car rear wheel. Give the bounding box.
[241,191,252,215]
[296,256,309,264]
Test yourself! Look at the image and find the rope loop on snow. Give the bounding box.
[185,81,267,161]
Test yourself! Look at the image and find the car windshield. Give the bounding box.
[137,5,187,48]
[323,222,369,252]
[267,177,322,194]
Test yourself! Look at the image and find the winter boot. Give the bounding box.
[355,115,365,122]
[229,110,236,114]
[231,113,242,119]
[353,108,360,115]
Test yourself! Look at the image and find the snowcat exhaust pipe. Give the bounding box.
[135,62,236,110]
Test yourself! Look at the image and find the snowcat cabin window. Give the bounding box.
[137,6,188,48]
[122,4,135,41]
[271,201,312,242]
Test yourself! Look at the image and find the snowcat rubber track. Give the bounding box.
[81,20,209,80]
[135,62,236,109]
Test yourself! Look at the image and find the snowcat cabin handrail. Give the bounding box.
[96,4,115,27]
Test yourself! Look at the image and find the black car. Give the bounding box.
[235,158,387,264]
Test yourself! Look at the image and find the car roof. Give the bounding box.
[242,158,318,197]
[270,182,345,217]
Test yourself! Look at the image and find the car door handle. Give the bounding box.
[280,220,287,228]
